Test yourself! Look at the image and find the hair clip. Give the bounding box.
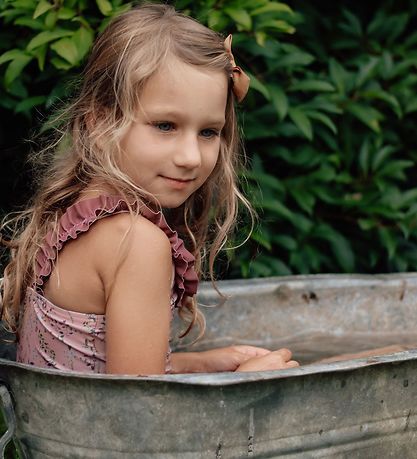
[224,34,250,103]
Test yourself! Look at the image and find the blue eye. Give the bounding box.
[200,129,219,138]
[155,122,174,132]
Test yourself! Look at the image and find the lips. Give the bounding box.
[161,175,195,182]
[160,175,196,190]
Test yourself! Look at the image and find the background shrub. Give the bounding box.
[1,0,417,278]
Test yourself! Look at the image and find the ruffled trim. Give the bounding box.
[35,195,198,308]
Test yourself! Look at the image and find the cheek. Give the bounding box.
[206,141,221,174]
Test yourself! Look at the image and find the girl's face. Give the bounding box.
[119,58,228,208]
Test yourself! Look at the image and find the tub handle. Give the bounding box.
[0,384,27,459]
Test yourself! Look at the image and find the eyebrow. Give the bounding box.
[145,109,225,126]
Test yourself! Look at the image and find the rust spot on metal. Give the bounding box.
[405,410,411,431]
[399,280,406,301]
[273,285,291,300]
[248,408,254,456]
[302,291,318,303]
[215,442,222,458]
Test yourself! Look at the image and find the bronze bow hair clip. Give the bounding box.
[224,34,250,103]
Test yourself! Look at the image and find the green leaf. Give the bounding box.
[355,57,379,88]
[224,8,252,30]
[305,97,343,114]
[289,79,335,92]
[27,29,74,51]
[15,95,47,113]
[377,160,413,181]
[247,260,273,277]
[340,9,363,37]
[14,17,44,30]
[247,71,270,100]
[288,107,313,140]
[4,54,33,86]
[305,110,337,134]
[371,145,397,172]
[256,19,295,34]
[272,234,297,251]
[251,230,272,250]
[270,51,315,69]
[32,43,48,70]
[33,0,53,19]
[358,138,371,175]
[405,98,417,114]
[268,84,288,120]
[259,199,293,220]
[246,171,285,193]
[207,10,228,31]
[72,27,94,61]
[289,186,315,214]
[290,212,313,233]
[361,89,402,118]
[0,49,26,66]
[50,57,73,70]
[329,58,348,93]
[44,10,58,28]
[346,103,383,133]
[309,165,336,182]
[314,224,355,271]
[7,78,28,98]
[57,7,76,20]
[251,3,293,16]
[9,0,35,8]
[379,228,397,260]
[50,37,79,65]
[380,51,394,79]
[358,219,375,231]
[254,31,267,46]
[96,0,113,16]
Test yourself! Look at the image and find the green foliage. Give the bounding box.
[1,0,417,277]
[0,0,130,117]
[223,1,417,277]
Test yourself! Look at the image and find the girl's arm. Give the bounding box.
[100,214,173,375]
[96,213,298,375]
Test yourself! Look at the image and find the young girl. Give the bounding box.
[0,4,299,375]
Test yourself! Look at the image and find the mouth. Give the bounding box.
[160,175,195,183]
[160,175,196,189]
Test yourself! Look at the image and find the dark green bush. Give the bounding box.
[225,0,417,277]
[1,0,417,278]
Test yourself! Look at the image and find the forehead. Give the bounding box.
[139,59,228,122]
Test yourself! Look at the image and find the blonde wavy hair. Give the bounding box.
[0,3,253,337]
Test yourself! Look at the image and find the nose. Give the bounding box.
[173,132,202,169]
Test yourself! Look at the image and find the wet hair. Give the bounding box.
[0,3,253,337]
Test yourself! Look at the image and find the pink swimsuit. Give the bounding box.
[16,195,198,373]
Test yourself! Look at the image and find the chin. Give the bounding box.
[160,200,187,209]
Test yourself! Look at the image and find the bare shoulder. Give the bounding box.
[89,213,172,284]
[91,212,171,253]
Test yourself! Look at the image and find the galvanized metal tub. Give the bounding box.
[1,273,417,458]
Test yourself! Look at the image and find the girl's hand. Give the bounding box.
[235,348,299,372]
[197,345,272,372]
[171,346,298,373]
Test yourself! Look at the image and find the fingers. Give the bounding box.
[270,348,292,361]
[235,348,299,372]
[231,345,271,357]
